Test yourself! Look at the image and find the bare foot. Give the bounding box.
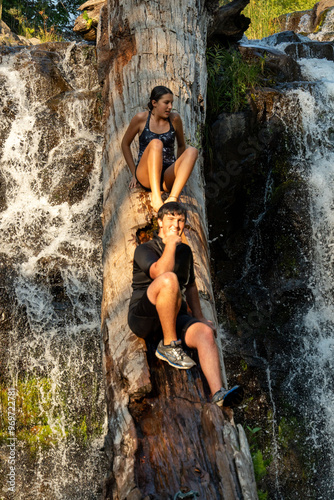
[164,195,179,204]
[151,194,164,212]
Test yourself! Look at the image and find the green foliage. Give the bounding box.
[207,46,264,117]
[252,449,268,482]
[82,10,93,30]
[245,425,271,499]
[0,377,103,457]
[243,0,317,39]
[2,0,82,38]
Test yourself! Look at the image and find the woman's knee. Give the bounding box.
[186,146,198,161]
[148,138,164,152]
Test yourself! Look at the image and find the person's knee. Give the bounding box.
[159,271,179,292]
[148,138,163,152]
[186,146,198,161]
[199,324,216,347]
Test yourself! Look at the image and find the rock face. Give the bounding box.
[256,30,334,61]
[73,0,106,41]
[0,42,106,498]
[0,20,39,46]
[276,0,334,41]
[98,0,257,498]
[205,87,313,500]
[205,37,334,499]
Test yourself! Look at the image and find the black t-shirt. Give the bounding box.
[129,233,195,310]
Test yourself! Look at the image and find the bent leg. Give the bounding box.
[147,272,182,345]
[163,146,198,200]
[184,322,223,395]
[136,139,164,211]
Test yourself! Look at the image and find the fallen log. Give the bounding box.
[97,0,258,498]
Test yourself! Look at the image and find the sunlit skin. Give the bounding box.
[121,93,198,212]
[146,212,223,395]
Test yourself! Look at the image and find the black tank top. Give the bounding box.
[137,111,176,170]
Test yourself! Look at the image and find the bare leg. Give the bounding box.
[163,146,198,201]
[147,272,182,345]
[136,139,164,211]
[184,322,223,395]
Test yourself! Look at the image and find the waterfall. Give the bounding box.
[0,44,107,498]
[281,57,334,497]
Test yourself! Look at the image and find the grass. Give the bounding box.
[243,0,317,39]
[206,45,265,116]
[205,45,266,168]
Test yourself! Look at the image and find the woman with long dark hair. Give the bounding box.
[121,86,198,212]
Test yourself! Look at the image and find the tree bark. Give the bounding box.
[97,1,257,498]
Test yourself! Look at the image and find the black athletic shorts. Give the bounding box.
[128,290,200,343]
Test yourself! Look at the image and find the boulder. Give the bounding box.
[0,20,39,47]
[73,0,106,41]
[238,43,301,82]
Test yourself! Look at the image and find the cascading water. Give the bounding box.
[278,56,334,497]
[0,43,107,498]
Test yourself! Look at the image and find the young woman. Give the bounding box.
[121,86,198,212]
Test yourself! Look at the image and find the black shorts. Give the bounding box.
[128,290,200,343]
[135,161,174,191]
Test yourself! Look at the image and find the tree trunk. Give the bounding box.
[97,1,257,498]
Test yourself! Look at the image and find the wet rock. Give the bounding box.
[0,170,7,212]
[284,39,334,61]
[206,75,316,497]
[0,254,29,381]
[276,0,334,41]
[277,9,314,34]
[47,140,97,205]
[257,30,334,62]
[239,43,301,82]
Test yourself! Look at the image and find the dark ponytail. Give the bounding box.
[148,85,173,110]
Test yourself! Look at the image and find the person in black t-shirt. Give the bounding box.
[128,202,243,408]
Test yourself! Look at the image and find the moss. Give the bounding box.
[245,424,272,498]
[0,376,104,458]
[314,9,329,33]
[240,359,248,371]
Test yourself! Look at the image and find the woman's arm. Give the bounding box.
[121,112,146,177]
[172,113,186,158]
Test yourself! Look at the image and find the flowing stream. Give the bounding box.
[0,43,107,498]
[281,56,334,497]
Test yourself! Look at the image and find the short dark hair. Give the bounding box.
[157,202,187,222]
[148,86,173,110]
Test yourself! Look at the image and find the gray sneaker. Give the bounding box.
[155,340,196,370]
[211,385,244,408]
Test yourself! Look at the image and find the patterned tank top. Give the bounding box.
[137,111,176,170]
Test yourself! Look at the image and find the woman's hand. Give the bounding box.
[129,176,138,189]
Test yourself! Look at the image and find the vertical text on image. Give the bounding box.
[7,386,17,493]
